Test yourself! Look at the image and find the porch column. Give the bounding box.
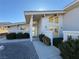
[30,15,33,41]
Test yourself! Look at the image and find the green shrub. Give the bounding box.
[53,37,63,48]
[6,33,16,40]
[23,33,30,39]
[39,34,45,42]
[59,38,79,59]
[6,32,30,39]
[43,36,51,46]
[16,32,23,39]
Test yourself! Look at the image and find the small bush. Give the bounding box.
[6,33,16,40]
[43,36,51,46]
[16,33,30,39]
[59,39,79,59]
[16,32,23,39]
[6,32,30,39]
[53,37,63,48]
[39,34,45,42]
[23,33,30,39]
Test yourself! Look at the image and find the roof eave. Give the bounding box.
[24,10,65,15]
[64,0,79,11]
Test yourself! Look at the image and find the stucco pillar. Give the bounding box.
[30,15,33,41]
[48,31,53,46]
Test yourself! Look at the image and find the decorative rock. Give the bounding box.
[0,45,5,51]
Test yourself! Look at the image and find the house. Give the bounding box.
[24,0,79,45]
[0,22,28,35]
[7,22,28,33]
[0,22,12,34]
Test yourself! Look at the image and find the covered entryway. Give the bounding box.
[25,14,44,41]
[24,11,65,45]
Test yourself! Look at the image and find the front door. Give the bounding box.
[32,26,37,37]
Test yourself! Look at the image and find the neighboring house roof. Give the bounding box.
[8,22,26,26]
[0,22,26,27]
[0,22,12,26]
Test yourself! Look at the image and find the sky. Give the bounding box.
[0,0,74,23]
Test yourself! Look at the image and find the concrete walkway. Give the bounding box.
[33,40,62,59]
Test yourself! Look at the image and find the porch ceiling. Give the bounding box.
[25,14,44,24]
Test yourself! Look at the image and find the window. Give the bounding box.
[55,16,59,23]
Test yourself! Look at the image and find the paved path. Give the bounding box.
[0,41,39,59]
[0,38,62,59]
[33,40,62,59]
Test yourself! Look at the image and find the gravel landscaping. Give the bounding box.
[0,41,39,59]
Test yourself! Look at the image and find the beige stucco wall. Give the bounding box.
[38,15,63,38]
[63,6,79,31]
